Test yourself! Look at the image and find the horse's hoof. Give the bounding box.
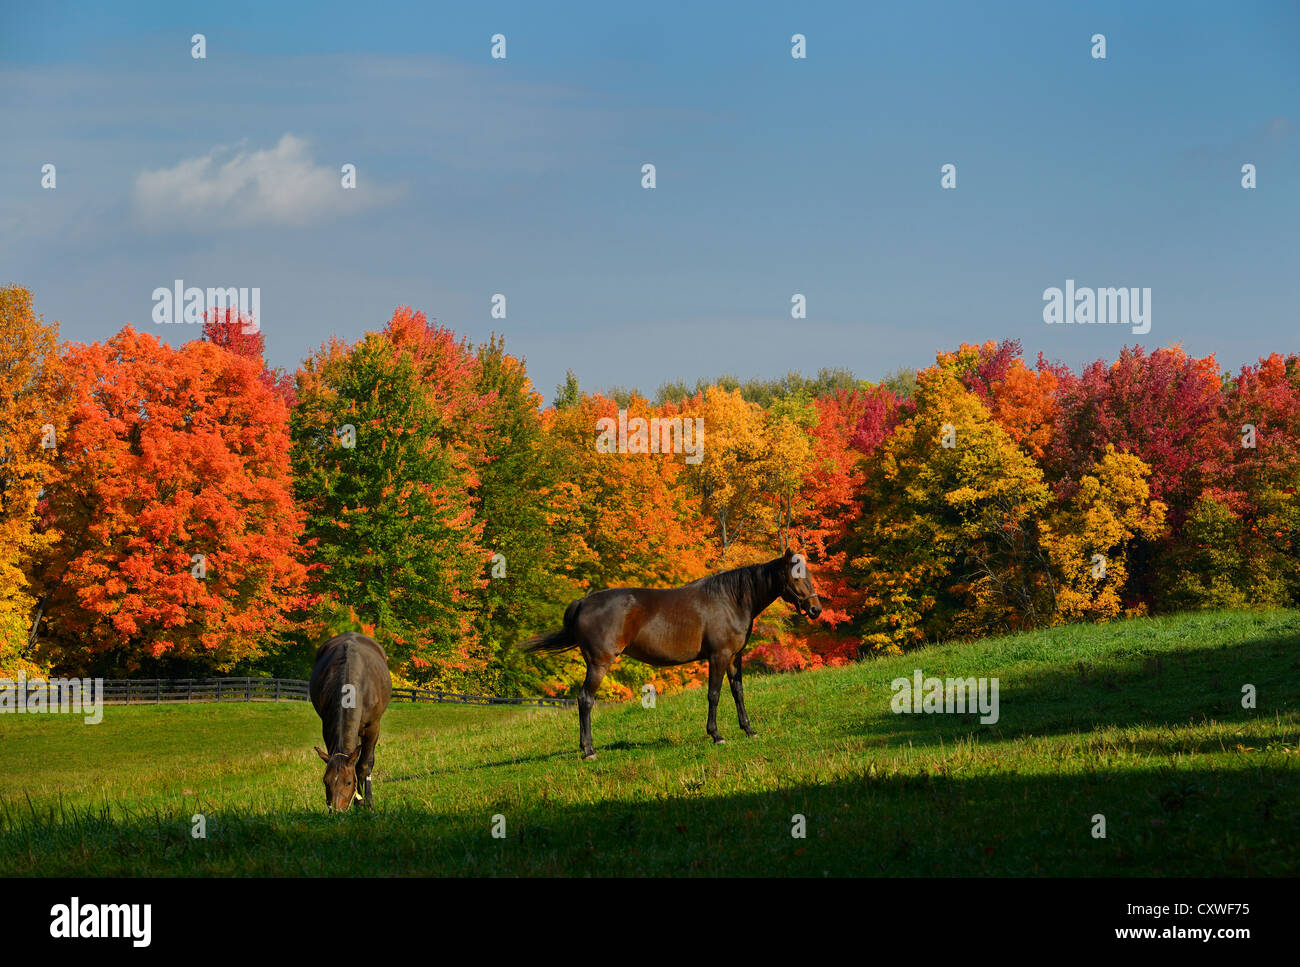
[713,737,726,745]
[581,751,597,761]
[745,731,758,738]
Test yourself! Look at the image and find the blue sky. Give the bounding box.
[2,1,1296,402]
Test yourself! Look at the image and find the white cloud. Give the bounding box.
[131,133,400,229]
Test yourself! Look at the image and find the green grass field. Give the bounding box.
[3,609,1297,876]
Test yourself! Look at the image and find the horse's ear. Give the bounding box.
[347,747,362,766]
[314,746,330,763]
[782,546,794,559]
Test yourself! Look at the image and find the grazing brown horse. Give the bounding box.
[309,632,392,811]
[521,549,822,760]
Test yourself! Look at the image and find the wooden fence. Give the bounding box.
[96,677,574,708]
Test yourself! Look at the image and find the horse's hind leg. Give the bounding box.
[727,653,756,737]
[578,655,610,761]
[706,654,728,744]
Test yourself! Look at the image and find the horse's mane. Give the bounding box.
[696,558,779,607]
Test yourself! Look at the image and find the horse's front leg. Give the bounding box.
[357,727,379,808]
[706,655,728,744]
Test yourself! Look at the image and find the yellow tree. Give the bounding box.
[1039,445,1167,622]
[0,286,68,675]
[763,396,817,552]
[678,385,782,564]
[849,368,1053,652]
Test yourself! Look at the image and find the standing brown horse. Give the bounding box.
[520,549,822,760]
[309,632,392,810]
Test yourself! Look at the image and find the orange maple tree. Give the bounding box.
[32,327,307,674]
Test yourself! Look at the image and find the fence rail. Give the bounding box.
[89,677,574,708]
[391,686,574,708]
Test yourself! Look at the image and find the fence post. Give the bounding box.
[275,680,280,702]
[245,679,251,702]
[156,680,161,704]
[126,681,132,706]
[188,679,192,704]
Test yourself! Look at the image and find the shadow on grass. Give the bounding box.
[859,631,1300,749]
[449,736,678,772]
[2,755,1296,877]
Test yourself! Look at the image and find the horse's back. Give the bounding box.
[310,633,392,713]
[576,585,713,665]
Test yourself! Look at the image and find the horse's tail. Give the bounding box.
[517,629,574,653]
[517,599,582,653]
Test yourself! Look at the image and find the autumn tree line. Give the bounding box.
[2,284,1297,697]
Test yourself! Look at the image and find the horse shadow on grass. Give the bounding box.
[383,736,677,780]
[467,736,676,771]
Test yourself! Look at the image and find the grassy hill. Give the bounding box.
[2,609,1297,876]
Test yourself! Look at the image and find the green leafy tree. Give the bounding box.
[471,336,584,694]
[291,309,490,687]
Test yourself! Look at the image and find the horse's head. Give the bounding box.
[777,548,823,620]
[315,746,362,812]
